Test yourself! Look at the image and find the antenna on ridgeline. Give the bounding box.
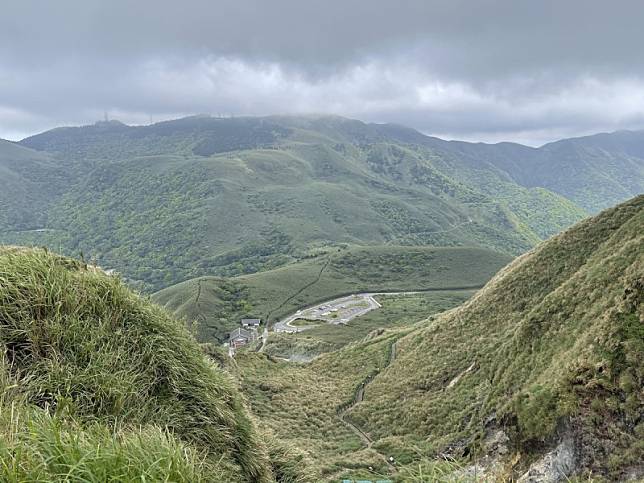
[104,111,109,122]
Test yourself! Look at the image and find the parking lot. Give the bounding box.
[273,293,382,332]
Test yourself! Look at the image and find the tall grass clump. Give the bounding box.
[0,246,280,481]
[0,403,223,482]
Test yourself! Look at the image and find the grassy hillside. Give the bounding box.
[154,245,512,343]
[235,195,643,481]
[0,246,310,482]
[0,140,69,230]
[4,115,625,290]
[235,333,401,481]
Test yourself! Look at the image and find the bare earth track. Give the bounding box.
[337,340,399,471]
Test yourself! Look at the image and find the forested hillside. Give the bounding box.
[0,140,69,230]
[2,115,642,291]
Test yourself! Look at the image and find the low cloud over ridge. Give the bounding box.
[2,0,644,145]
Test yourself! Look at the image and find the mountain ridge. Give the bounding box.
[2,115,641,290]
[18,114,644,150]
[19,114,642,213]
[350,194,644,479]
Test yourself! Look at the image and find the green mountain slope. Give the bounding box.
[154,245,512,343]
[417,130,644,213]
[0,246,310,482]
[351,195,643,480]
[236,195,643,481]
[4,115,641,291]
[9,118,546,290]
[0,140,68,230]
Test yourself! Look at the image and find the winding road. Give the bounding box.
[271,286,481,334]
[246,285,481,355]
[272,292,384,333]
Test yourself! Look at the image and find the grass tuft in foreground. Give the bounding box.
[0,246,309,481]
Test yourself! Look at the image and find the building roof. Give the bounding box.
[230,328,252,340]
[241,318,261,326]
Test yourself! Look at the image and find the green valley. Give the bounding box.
[153,245,511,343]
[5,3,644,482]
[1,115,642,482]
[1,195,640,482]
[232,195,643,481]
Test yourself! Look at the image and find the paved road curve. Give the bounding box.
[272,288,471,333]
[273,292,389,333]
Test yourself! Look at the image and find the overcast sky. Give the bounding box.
[2,0,644,145]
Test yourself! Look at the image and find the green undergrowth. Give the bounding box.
[0,404,215,482]
[0,246,310,482]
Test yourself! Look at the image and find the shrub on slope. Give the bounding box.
[0,247,301,481]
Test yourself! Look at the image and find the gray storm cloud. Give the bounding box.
[2,0,644,144]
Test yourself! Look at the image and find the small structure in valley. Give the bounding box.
[241,318,261,328]
[228,319,261,351]
[229,327,257,349]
